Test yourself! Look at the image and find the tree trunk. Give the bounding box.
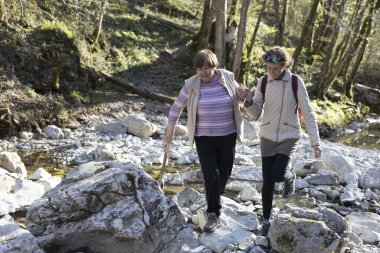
[215,0,227,67]
[331,0,364,67]
[292,0,320,69]
[345,0,380,98]
[93,0,107,46]
[227,0,238,27]
[321,0,369,97]
[278,0,287,46]
[273,0,281,45]
[0,0,5,21]
[314,1,346,98]
[197,0,215,51]
[312,0,334,55]
[247,0,267,59]
[232,0,251,78]
[96,70,176,104]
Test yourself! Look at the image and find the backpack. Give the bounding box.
[260,74,302,120]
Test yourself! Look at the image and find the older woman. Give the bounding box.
[242,46,322,236]
[163,49,244,233]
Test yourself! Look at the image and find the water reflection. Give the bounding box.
[328,123,380,150]
[18,150,73,177]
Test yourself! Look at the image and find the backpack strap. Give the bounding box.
[260,75,268,100]
[291,74,301,118]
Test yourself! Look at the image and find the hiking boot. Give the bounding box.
[259,222,271,237]
[203,213,220,233]
[282,171,296,198]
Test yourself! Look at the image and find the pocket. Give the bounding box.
[284,122,298,129]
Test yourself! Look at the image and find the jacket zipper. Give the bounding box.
[276,82,286,142]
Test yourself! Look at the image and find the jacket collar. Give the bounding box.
[268,69,292,82]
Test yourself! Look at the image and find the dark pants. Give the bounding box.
[262,154,290,220]
[195,132,237,216]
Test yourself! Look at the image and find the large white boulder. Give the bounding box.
[26,161,199,253]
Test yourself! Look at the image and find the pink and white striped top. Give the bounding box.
[168,75,236,137]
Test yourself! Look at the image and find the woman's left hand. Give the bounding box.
[236,86,251,102]
[313,145,322,159]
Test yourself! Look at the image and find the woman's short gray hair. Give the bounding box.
[193,49,218,70]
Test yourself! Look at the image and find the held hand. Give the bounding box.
[236,86,251,102]
[313,145,322,159]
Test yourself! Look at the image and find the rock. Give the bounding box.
[29,167,51,181]
[353,83,380,108]
[200,228,255,253]
[340,185,364,203]
[43,125,64,139]
[95,122,125,136]
[360,167,380,189]
[26,161,199,253]
[0,151,27,177]
[0,217,44,253]
[293,159,325,177]
[121,115,157,137]
[322,152,358,186]
[19,131,34,139]
[239,185,260,202]
[304,170,343,186]
[346,211,380,244]
[243,120,259,141]
[269,213,337,253]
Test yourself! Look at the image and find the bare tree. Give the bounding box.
[247,0,267,59]
[215,0,227,67]
[278,0,287,46]
[227,0,239,27]
[314,1,346,98]
[93,0,107,47]
[292,0,320,69]
[0,0,5,21]
[197,0,215,51]
[232,0,251,78]
[344,0,380,97]
[312,0,334,55]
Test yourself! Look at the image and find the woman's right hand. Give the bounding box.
[163,125,175,151]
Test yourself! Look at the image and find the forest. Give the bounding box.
[0,0,379,135]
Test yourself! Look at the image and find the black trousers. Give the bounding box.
[262,154,290,220]
[194,132,237,216]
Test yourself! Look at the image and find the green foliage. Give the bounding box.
[311,100,369,127]
[25,87,37,98]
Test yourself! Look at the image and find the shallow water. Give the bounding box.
[328,123,380,150]
[19,149,73,177]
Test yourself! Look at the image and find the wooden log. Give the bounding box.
[95,70,176,105]
[125,2,197,35]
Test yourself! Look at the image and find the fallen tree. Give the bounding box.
[95,70,176,105]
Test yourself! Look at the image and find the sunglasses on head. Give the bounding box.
[263,54,283,63]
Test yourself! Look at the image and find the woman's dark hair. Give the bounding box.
[193,49,219,70]
[265,46,294,69]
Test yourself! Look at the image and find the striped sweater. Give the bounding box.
[168,74,236,137]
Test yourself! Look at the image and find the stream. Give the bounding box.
[328,122,380,150]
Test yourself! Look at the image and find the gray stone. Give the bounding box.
[26,161,199,253]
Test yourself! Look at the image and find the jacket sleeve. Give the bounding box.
[297,77,320,146]
[245,77,265,121]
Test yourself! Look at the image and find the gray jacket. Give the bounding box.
[246,69,320,146]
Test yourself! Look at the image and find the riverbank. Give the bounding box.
[1,95,379,252]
